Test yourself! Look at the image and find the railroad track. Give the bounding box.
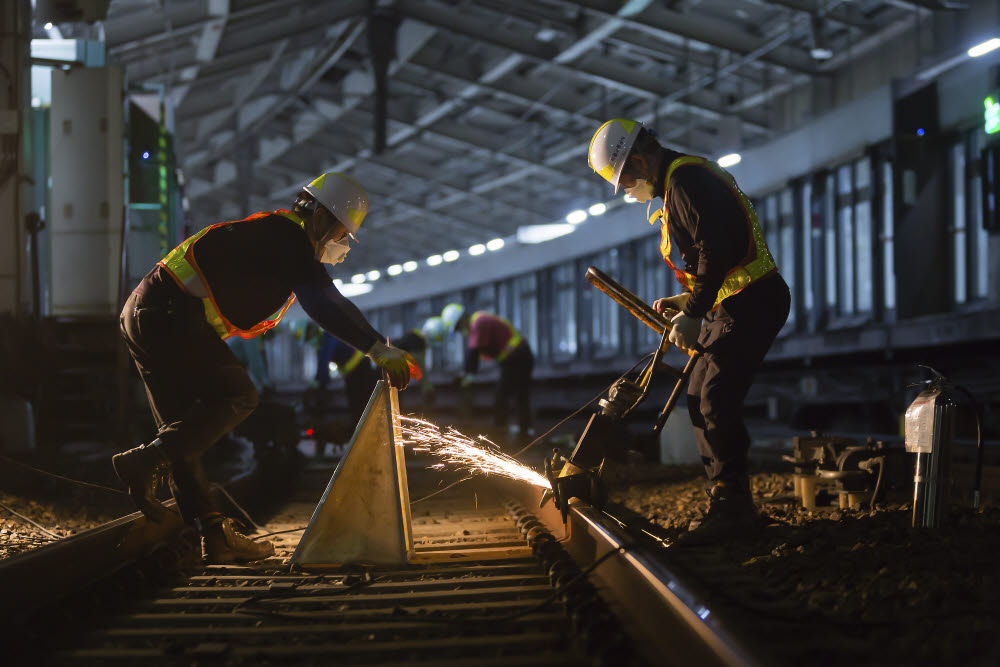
[4,460,780,666]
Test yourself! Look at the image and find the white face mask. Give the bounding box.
[624,178,654,203]
[318,237,351,265]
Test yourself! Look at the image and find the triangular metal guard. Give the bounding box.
[291,380,414,566]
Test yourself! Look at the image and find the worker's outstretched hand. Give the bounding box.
[668,312,702,352]
[367,341,416,389]
[653,292,691,316]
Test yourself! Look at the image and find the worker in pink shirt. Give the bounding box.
[441,304,534,441]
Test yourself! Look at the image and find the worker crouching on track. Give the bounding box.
[588,119,790,545]
[114,172,416,564]
[441,304,534,445]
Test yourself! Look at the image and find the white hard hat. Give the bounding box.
[302,172,369,234]
[421,316,447,343]
[588,118,642,193]
[441,303,465,333]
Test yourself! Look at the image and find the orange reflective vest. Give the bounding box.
[159,210,304,340]
[470,311,523,362]
[655,156,776,311]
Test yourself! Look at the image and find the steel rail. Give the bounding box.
[492,478,765,667]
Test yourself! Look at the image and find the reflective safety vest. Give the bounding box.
[470,311,523,362]
[654,156,776,311]
[339,349,366,375]
[159,210,304,340]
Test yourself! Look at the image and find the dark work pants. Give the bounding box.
[120,289,259,524]
[344,361,380,425]
[686,274,790,483]
[496,342,534,434]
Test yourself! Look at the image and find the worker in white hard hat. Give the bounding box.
[114,172,418,564]
[589,119,790,545]
[442,303,534,443]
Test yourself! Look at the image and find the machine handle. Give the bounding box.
[586,266,671,335]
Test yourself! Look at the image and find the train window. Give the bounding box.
[951,142,968,304]
[763,194,779,265]
[824,172,837,310]
[969,132,990,301]
[473,283,496,313]
[551,264,578,360]
[637,233,669,348]
[779,188,796,329]
[855,157,874,314]
[512,274,539,356]
[837,164,855,315]
[591,248,621,356]
[800,182,815,316]
[881,161,896,312]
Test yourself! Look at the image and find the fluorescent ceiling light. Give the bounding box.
[468,243,486,256]
[810,47,833,61]
[442,250,460,262]
[334,279,343,288]
[565,209,588,225]
[588,202,607,216]
[717,153,741,168]
[968,38,1000,58]
[339,283,374,297]
[366,270,381,281]
[402,261,418,272]
[426,254,443,266]
[387,264,403,276]
[44,22,53,30]
[516,223,575,244]
[486,238,505,251]
[351,274,366,284]
[623,193,637,203]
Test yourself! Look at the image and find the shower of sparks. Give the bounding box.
[396,415,551,490]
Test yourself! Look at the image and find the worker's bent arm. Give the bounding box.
[294,282,382,352]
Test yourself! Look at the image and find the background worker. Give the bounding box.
[393,316,448,412]
[314,330,380,425]
[588,119,790,545]
[441,304,534,443]
[114,172,416,564]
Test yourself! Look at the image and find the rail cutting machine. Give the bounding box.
[542,267,702,521]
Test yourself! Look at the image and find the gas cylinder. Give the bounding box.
[904,378,958,528]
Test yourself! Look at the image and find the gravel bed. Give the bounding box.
[0,491,118,561]
[609,465,1000,667]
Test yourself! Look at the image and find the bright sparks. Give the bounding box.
[396,415,550,490]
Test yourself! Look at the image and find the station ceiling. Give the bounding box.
[93,0,934,274]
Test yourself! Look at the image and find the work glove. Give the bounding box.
[366,341,416,389]
[668,312,702,352]
[653,292,691,316]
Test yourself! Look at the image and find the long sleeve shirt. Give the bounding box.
[464,312,517,374]
[662,160,752,319]
[138,212,382,352]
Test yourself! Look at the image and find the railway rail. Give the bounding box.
[1,458,790,667]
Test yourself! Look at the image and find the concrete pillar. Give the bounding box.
[0,0,31,316]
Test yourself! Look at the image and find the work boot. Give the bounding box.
[674,478,762,547]
[112,440,171,523]
[202,517,275,564]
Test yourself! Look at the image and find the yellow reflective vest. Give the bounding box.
[656,156,776,311]
[159,210,304,340]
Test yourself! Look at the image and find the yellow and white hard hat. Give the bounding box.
[441,303,465,333]
[302,172,369,234]
[588,118,643,193]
